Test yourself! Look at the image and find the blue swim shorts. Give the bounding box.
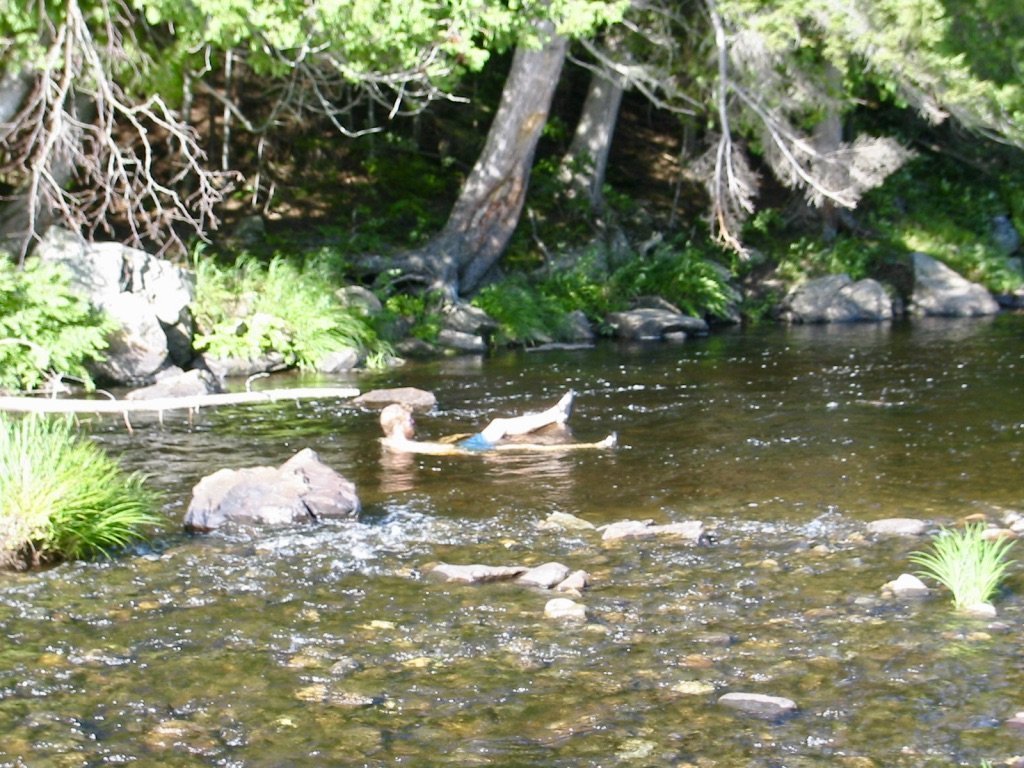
[458,433,495,452]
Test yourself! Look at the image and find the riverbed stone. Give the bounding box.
[536,511,597,531]
[352,386,437,412]
[427,563,527,583]
[336,285,383,316]
[601,519,705,543]
[544,597,588,621]
[606,308,708,341]
[316,348,361,373]
[184,448,360,531]
[910,252,1000,317]
[126,368,222,399]
[783,274,894,323]
[555,570,589,595]
[35,226,199,383]
[866,518,929,536]
[1005,711,1024,729]
[91,292,171,384]
[718,692,798,719]
[516,562,571,589]
[436,328,487,353]
[882,573,930,598]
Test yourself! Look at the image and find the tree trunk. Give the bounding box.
[408,21,568,298]
[560,67,626,211]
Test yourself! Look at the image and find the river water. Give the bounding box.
[1,315,1022,767]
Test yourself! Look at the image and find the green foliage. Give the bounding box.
[864,156,1024,293]
[909,524,1016,611]
[610,241,734,319]
[0,415,161,567]
[0,259,112,393]
[773,236,890,283]
[539,252,626,321]
[380,291,444,343]
[191,253,386,368]
[472,278,569,346]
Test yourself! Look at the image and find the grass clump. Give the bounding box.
[909,523,1016,612]
[0,258,113,393]
[473,278,569,347]
[0,415,162,569]
[191,253,388,369]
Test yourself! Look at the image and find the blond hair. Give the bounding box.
[379,403,414,436]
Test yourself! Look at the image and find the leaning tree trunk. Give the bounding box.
[560,66,625,212]
[408,20,568,298]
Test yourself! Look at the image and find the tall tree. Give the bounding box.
[399,2,627,297]
[0,0,527,257]
[406,20,569,298]
[698,0,1024,252]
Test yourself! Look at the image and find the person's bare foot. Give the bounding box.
[555,390,575,423]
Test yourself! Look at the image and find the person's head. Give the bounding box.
[380,403,415,439]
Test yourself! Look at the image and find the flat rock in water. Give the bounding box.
[126,368,222,399]
[352,387,436,412]
[544,597,587,621]
[184,448,360,531]
[427,563,527,583]
[536,511,596,531]
[718,692,798,719]
[882,573,930,598]
[601,519,704,543]
[910,252,1000,317]
[866,518,929,536]
[516,562,571,589]
[555,570,589,594]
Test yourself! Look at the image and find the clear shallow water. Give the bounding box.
[1,315,1022,766]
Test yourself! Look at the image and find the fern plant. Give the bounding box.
[0,415,162,568]
[0,259,112,392]
[191,253,387,369]
[909,524,1016,612]
[472,278,568,347]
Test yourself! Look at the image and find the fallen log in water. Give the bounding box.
[0,388,361,431]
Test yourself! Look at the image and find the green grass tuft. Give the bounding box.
[191,252,389,369]
[0,415,162,567]
[909,523,1016,611]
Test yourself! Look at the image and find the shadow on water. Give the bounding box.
[2,314,1023,766]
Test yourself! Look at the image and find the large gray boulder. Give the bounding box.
[783,274,893,323]
[184,448,360,531]
[90,293,170,384]
[34,226,197,382]
[910,252,999,317]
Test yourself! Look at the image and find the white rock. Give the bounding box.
[428,563,526,583]
[601,519,704,543]
[517,562,571,589]
[718,692,797,719]
[883,573,930,598]
[544,598,587,621]
[866,518,929,536]
[536,511,596,531]
[555,570,589,594]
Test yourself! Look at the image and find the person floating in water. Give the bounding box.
[379,391,616,455]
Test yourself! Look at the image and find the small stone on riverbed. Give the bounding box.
[866,518,929,536]
[545,597,588,621]
[671,680,716,696]
[718,692,798,720]
[881,573,930,598]
[427,563,527,583]
[536,511,596,531]
[517,562,570,588]
[600,519,704,543]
